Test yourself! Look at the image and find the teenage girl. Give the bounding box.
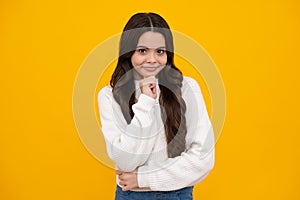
[98,12,215,200]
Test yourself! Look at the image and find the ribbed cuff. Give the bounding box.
[131,94,156,128]
[132,94,156,112]
[137,165,149,188]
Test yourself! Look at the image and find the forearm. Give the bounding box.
[105,119,159,172]
[99,89,160,172]
[137,125,215,191]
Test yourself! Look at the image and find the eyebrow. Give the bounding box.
[136,45,166,49]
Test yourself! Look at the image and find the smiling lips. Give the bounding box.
[143,67,158,72]
[142,65,161,72]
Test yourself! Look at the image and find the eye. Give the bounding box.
[137,49,147,54]
[157,49,165,54]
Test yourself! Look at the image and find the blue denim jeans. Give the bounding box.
[115,185,193,200]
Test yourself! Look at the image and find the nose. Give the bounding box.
[146,51,156,63]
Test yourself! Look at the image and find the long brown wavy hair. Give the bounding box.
[110,12,187,158]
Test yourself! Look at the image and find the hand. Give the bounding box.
[139,76,157,99]
[116,169,138,191]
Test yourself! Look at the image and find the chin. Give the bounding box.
[143,69,163,77]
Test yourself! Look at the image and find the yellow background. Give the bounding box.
[1,0,300,199]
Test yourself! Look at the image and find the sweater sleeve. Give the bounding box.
[98,87,159,172]
[137,77,215,191]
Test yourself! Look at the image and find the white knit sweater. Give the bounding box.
[97,76,215,191]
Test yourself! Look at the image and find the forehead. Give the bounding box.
[137,31,166,48]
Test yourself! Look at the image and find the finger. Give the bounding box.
[118,173,124,179]
[140,81,155,87]
[146,78,156,84]
[152,86,156,94]
[122,185,129,191]
[140,76,156,85]
[119,174,127,180]
[149,83,156,88]
[149,83,155,87]
[116,170,123,175]
[146,75,156,82]
[119,180,126,185]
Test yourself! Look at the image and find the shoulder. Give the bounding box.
[97,85,113,105]
[181,76,205,103]
[182,76,202,92]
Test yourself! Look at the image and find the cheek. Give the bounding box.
[159,55,167,64]
[131,53,144,67]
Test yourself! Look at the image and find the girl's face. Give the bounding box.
[131,31,167,79]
